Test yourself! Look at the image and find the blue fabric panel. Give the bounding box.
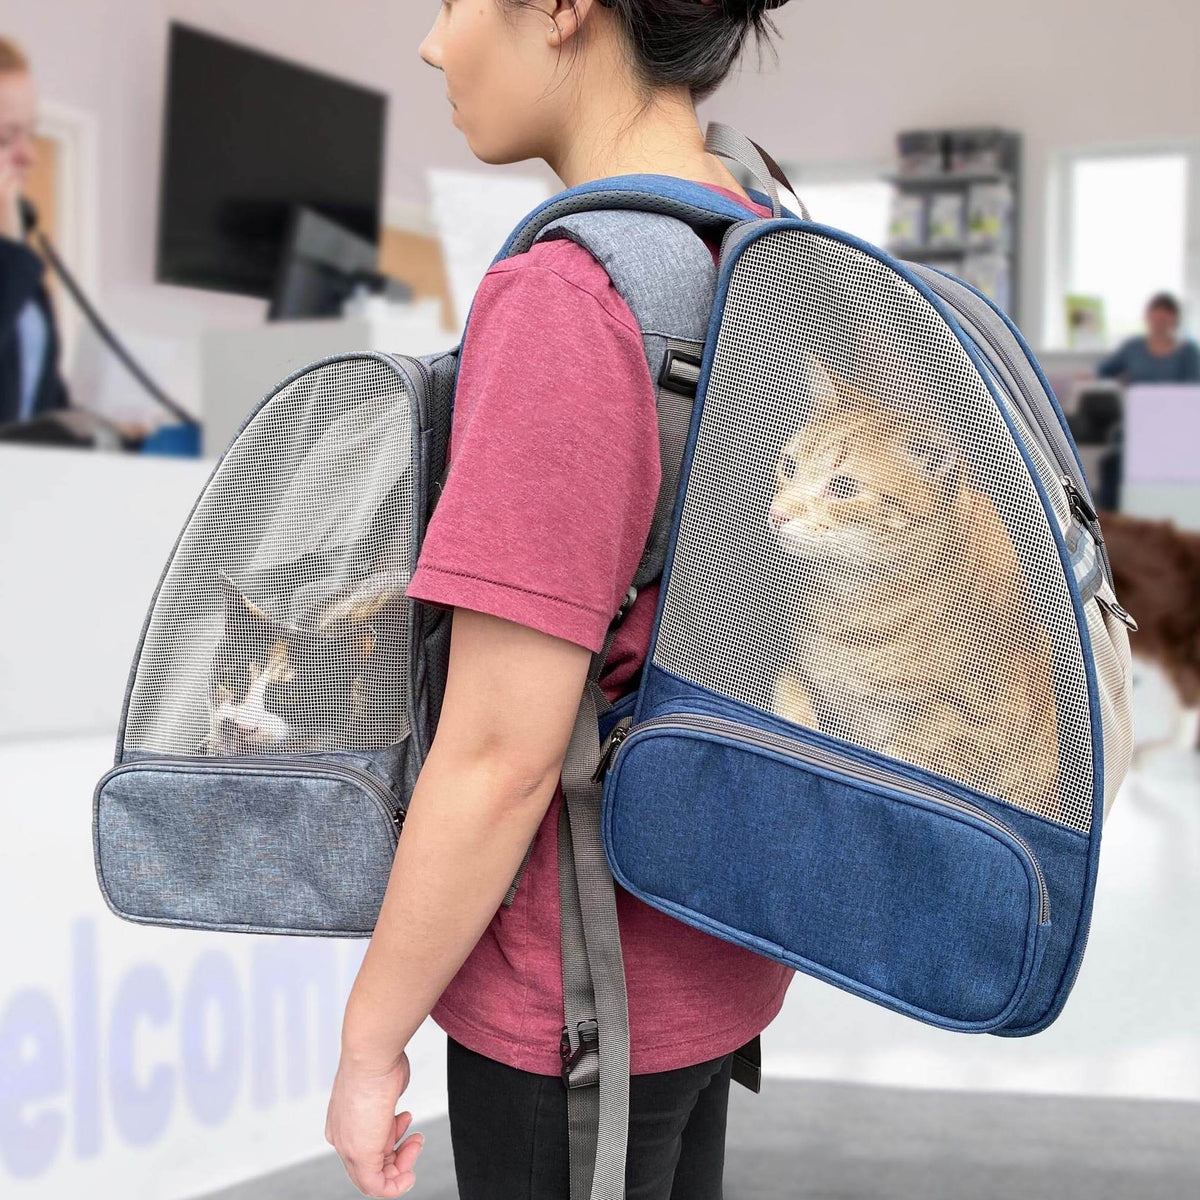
[603,706,1044,1031]
[622,669,1091,1032]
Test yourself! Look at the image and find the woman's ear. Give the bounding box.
[547,0,601,45]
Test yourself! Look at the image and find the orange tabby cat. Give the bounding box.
[767,369,1061,820]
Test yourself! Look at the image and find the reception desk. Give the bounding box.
[0,444,216,740]
[0,442,449,1198]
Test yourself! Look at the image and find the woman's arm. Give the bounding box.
[324,605,592,1196]
[343,605,591,1059]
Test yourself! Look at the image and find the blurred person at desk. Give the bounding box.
[1096,292,1200,384]
[0,35,70,425]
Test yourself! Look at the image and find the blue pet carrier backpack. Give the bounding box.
[92,124,1135,1200]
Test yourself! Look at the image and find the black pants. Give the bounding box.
[446,1034,734,1199]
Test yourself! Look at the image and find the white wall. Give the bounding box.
[7,0,1198,416]
[718,0,1200,344]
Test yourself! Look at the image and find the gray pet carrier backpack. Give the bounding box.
[94,123,1135,1200]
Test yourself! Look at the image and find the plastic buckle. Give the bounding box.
[658,347,702,398]
[560,1018,599,1087]
[611,585,637,629]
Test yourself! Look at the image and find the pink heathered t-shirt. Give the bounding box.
[405,182,795,1076]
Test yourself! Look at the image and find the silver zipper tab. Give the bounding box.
[1061,474,1100,527]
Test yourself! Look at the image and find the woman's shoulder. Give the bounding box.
[479,236,640,335]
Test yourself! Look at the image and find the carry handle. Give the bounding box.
[703,120,811,221]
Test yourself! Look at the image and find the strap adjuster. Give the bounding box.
[610,585,637,629]
[658,347,702,398]
[560,1018,599,1086]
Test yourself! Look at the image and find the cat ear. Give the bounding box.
[217,568,273,623]
[317,570,407,629]
[799,355,839,417]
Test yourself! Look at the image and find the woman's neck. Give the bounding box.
[544,80,751,201]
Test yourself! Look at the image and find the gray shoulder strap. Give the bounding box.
[532,209,719,590]
[528,210,719,1200]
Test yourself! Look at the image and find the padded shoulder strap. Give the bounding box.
[532,209,721,590]
[533,208,718,338]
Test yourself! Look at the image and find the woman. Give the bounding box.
[0,35,71,424]
[324,2,796,1197]
[1096,292,1200,384]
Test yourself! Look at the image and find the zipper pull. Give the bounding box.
[1096,591,1139,632]
[1061,474,1100,527]
[592,720,632,782]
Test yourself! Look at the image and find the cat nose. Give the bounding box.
[767,506,787,529]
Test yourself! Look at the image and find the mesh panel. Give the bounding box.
[654,229,1095,832]
[124,357,416,757]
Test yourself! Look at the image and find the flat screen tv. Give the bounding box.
[156,23,387,297]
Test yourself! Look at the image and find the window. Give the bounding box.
[1047,144,1198,349]
[782,178,893,246]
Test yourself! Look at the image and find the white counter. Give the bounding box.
[0,445,215,740]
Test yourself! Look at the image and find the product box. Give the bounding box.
[967,182,1014,250]
[926,192,967,246]
[896,131,946,177]
[887,192,927,247]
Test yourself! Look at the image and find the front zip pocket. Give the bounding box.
[94,753,404,937]
[601,710,1050,1031]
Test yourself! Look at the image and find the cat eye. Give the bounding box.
[779,454,797,480]
[827,474,861,499]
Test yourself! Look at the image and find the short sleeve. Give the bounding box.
[404,240,662,653]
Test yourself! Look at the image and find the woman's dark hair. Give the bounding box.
[500,0,792,105]
[1147,292,1182,319]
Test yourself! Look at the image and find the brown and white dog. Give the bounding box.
[1098,508,1200,755]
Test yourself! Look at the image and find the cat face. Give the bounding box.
[767,373,963,566]
[201,568,405,755]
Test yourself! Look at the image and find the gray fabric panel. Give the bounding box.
[94,756,401,936]
[410,346,460,772]
[534,209,717,341]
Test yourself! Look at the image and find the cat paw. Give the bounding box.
[772,673,817,728]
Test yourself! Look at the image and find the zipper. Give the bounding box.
[914,265,1117,597]
[1060,473,1099,526]
[383,352,434,428]
[917,270,1089,504]
[602,713,1049,924]
[103,754,404,843]
[592,718,632,781]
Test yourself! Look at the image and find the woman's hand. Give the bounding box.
[325,1046,426,1198]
